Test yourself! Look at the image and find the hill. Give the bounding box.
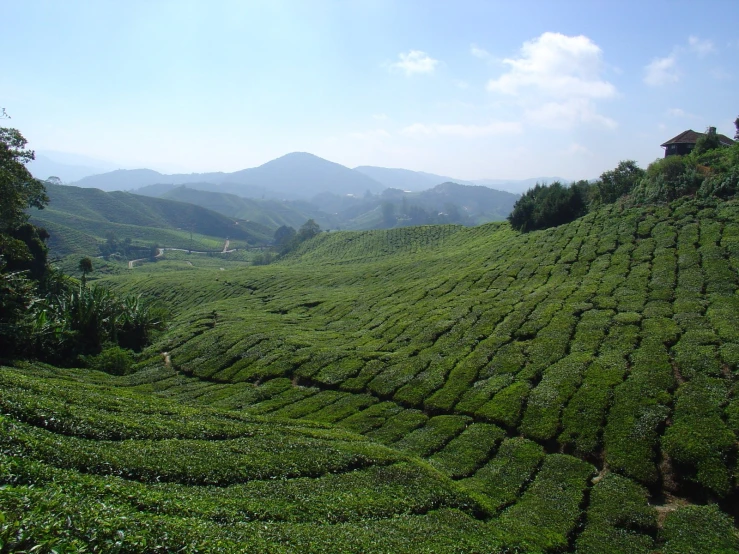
[29,183,273,256]
[159,186,341,230]
[401,182,518,223]
[73,169,225,191]
[4,195,739,552]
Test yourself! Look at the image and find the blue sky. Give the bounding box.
[2,0,737,180]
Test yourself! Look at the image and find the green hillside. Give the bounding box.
[3,196,739,552]
[160,186,341,230]
[29,184,274,256]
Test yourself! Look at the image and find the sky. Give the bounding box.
[2,0,737,180]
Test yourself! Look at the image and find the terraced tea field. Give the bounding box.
[3,197,739,552]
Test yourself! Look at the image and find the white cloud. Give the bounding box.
[486,33,616,99]
[470,44,490,59]
[688,36,716,56]
[484,33,617,130]
[525,99,617,130]
[644,53,680,86]
[401,121,522,138]
[372,113,389,121]
[389,50,439,76]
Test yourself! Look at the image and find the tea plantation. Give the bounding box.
[3,196,739,552]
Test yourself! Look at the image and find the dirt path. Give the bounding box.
[128,248,163,269]
[128,242,237,269]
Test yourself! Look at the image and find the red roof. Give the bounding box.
[661,129,735,147]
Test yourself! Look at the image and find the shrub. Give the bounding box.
[84,346,135,376]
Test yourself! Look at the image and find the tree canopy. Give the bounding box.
[507,181,587,233]
[0,127,48,232]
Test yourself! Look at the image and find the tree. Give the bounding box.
[0,127,48,232]
[274,225,296,247]
[592,160,645,206]
[734,116,738,141]
[508,181,587,232]
[298,219,321,241]
[694,126,721,155]
[79,257,93,288]
[0,127,51,287]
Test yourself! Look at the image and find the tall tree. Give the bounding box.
[592,160,645,206]
[274,225,296,247]
[298,219,321,241]
[79,257,93,288]
[0,128,50,279]
[0,127,48,232]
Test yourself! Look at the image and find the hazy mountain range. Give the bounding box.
[28,150,568,198]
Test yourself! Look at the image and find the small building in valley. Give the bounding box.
[661,128,735,157]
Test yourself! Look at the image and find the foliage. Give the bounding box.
[84,345,135,375]
[508,181,588,232]
[660,504,739,554]
[693,126,722,156]
[632,142,739,203]
[0,127,48,232]
[298,218,321,241]
[274,225,296,248]
[590,160,645,207]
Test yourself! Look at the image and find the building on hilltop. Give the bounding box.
[661,128,735,157]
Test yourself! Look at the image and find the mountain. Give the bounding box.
[353,166,468,191]
[220,152,384,198]
[353,165,571,196]
[30,183,273,256]
[72,152,385,199]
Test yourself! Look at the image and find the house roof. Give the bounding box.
[661,129,736,148]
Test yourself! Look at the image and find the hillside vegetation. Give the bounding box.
[4,193,739,552]
[29,184,273,256]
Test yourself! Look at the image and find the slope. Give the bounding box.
[4,196,739,552]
